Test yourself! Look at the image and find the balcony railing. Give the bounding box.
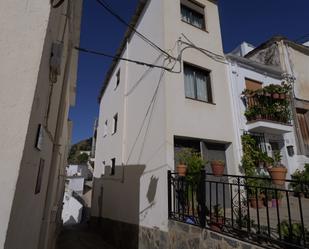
[244,94,291,125]
[168,171,309,249]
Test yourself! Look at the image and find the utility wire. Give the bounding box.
[51,0,65,8]
[94,0,176,60]
[75,46,179,73]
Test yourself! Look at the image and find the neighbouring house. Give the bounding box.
[92,0,240,248]
[0,1,83,249]
[245,36,309,170]
[61,191,83,226]
[226,42,301,176]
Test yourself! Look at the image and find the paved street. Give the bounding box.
[56,224,115,249]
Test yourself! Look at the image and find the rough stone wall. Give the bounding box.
[168,220,263,249]
[94,217,263,249]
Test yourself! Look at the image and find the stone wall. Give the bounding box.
[92,217,264,249]
[168,220,263,249]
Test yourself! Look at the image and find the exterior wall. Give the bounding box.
[226,59,299,176]
[94,0,167,230]
[93,0,237,236]
[0,1,82,249]
[0,1,50,248]
[163,0,238,174]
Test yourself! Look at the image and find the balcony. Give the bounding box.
[168,171,309,249]
[243,85,292,134]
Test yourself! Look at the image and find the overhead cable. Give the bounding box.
[75,46,179,73]
[94,0,176,60]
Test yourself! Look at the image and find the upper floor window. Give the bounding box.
[103,120,108,137]
[181,0,205,30]
[115,69,120,90]
[111,158,116,175]
[112,113,118,134]
[184,63,212,103]
[245,78,262,91]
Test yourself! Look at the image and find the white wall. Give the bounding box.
[0,1,82,248]
[94,0,237,233]
[226,58,299,176]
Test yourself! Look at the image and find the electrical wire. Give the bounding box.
[94,0,176,61]
[75,46,179,73]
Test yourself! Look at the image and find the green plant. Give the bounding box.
[213,204,224,217]
[273,151,283,167]
[290,164,309,197]
[76,153,89,164]
[175,148,206,184]
[241,134,261,176]
[279,221,309,245]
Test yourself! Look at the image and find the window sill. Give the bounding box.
[185,97,216,105]
[181,20,208,33]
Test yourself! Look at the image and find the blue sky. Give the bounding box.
[69,0,309,144]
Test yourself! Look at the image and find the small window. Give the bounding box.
[111,158,116,175]
[115,69,120,90]
[184,63,212,103]
[181,1,205,30]
[112,114,118,134]
[103,120,108,137]
[35,159,45,194]
[245,78,262,91]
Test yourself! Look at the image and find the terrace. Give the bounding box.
[168,171,309,249]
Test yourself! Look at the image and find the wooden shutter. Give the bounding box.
[296,109,309,155]
[245,78,262,91]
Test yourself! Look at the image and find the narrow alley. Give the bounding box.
[56,224,115,249]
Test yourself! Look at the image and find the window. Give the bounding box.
[184,63,212,103]
[111,158,116,175]
[103,120,108,137]
[35,159,45,194]
[181,1,205,30]
[115,69,120,90]
[296,108,309,155]
[245,78,262,91]
[112,114,118,134]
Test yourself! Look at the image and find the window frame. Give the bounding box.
[115,69,120,90]
[180,0,206,31]
[183,62,213,104]
[110,158,116,176]
[103,120,108,137]
[112,113,118,135]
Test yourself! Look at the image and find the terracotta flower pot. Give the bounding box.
[176,164,187,177]
[268,167,287,185]
[272,199,282,208]
[272,93,279,99]
[279,93,286,99]
[211,161,225,176]
[249,197,264,209]
[210,216,224,232]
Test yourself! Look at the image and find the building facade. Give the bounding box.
[226,42,302,177]
[93,0,238,247]
[245,37,309,170]
[0,1,83,248]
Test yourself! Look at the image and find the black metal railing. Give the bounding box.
[244,95,291,125]
[168,171,309,249]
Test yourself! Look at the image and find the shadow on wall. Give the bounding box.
[92,164,153,249]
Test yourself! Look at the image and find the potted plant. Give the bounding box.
[279,221,309,246]
[175,148,190,176]
[268,151,287,185]
[290,165,309,198]
[210,204,224,232]
[272,191,283,208]
[247,177,266,208]
[210,160,225,176]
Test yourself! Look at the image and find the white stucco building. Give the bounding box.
[226,42,302,176]
[0,1,83,249]
[92,0,238,247]
[244,37,309,169]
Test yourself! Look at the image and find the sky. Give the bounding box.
[69,0,309,144]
